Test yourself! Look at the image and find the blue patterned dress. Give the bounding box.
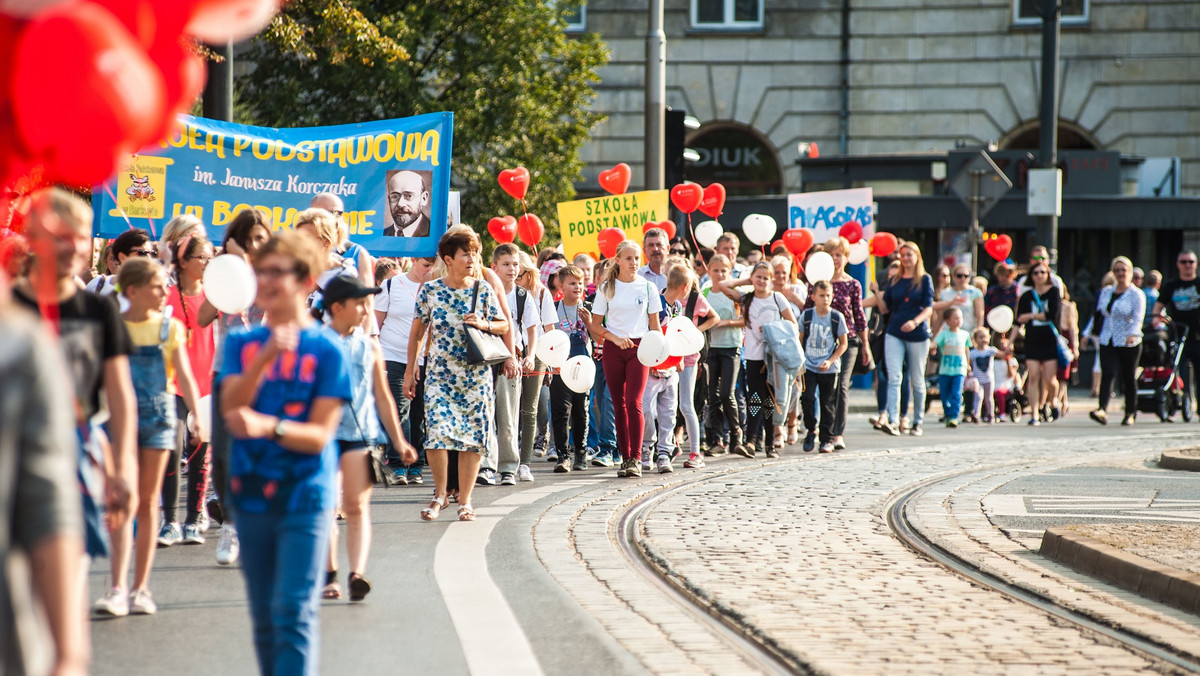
[417,278,500,453]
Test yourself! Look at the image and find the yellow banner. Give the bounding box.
[556,189,670,261]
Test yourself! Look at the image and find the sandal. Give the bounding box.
[447,489,459,504]
[321,581,342,600]
[348,573,371,602]
[786,425,798,445]
[457,504,476,522]
[421,496,447,521]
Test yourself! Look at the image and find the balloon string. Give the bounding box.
[103,183,137,232]
[686,213,702,254]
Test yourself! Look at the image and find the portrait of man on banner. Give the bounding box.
[384,169,433,237]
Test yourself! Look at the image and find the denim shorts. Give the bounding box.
[137,392,177,449]
[337,439,369,456]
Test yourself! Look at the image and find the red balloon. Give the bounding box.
[517,213,544,248]
[487,215,517,244]
[643,220,676,241]
[12,2,166,183]
[985,234,1013,262]
[770,239,786,253]
[669,182,702,214]
[838,221,863,244]
[597,227,625,259]
[598,163,631,195]
[869,232,898,257]
[698,183,726,218]
[782,228,814,258]
[654,354,682,370]
[498,166,530,201]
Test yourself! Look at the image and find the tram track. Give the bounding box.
[886,475,1200,674]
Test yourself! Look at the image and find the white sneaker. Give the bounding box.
[183,523,206,545]
[216,525,240,565]
[197,512,211,532]
[129,589,157,615]
[93,587,129,617]
[517,464,534,482]
[157,521,182,547]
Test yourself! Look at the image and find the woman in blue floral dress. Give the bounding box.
[404,230,508,521]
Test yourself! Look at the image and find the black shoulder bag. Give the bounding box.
[464,281,511,366]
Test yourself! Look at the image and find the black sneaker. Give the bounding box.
[572,457,588,472]
[802,434,816,453]
[206,497,224,525]
[732,441,754,458]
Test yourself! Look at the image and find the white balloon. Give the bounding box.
[986,305,1015,333]
[637,331,671,367]
[694,220,724,249]
[203,254,257,314]
[847,240,870,265]
[561,356,596,394]
[186,395,212,443]
[805,251,835,283]
[742,214,777,246]
[535,329,571,369]
[666,316,705,357]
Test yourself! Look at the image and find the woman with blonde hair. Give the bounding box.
[1088,257,1143,425]
[159,213,205,268]
[879,241,934,436]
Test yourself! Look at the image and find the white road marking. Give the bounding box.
[983,494,1200,522]
[434,481,588,676]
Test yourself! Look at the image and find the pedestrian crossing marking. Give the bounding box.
[983,494,1200,523]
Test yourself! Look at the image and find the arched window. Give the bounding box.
[999,120,1100,151]
[685,123,783,196]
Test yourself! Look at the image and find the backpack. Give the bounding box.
[801,307,842,358]
[762,293,804,376]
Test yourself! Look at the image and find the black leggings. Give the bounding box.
[706,348,742,445]
[744,359,776,447]
[163,395,210,525]
[1098,344,1142,415]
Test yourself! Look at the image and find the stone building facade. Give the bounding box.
[573,0,1200,198]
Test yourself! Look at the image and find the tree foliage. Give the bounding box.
[241,0,607,245]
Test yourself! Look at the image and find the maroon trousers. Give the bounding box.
[602,340,650,461]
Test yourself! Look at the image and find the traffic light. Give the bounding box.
[665,107,700,188]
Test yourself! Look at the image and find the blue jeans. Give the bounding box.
[237,508,332,676]
[938,374,964,421]
[885,334,928,427]
[587,358,617,455]
[875,346,910,417]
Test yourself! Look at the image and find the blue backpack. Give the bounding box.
[762,293,804,376]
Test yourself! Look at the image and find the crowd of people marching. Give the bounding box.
[5,186,1199,676]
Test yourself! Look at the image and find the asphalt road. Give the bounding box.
[87,402,1200,675]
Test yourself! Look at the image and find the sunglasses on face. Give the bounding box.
[130,249,154,257]
[955,273,970,279]
[1031,255,1047,261]
[670,249,686,255]
[1181,260,1197,265]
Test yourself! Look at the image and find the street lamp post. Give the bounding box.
[645,0,666,191]
[1036,0,1060,271]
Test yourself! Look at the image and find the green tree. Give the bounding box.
[240,0,607,247]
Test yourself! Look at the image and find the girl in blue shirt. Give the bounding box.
[221,231,352,676]
[880,241,934,436]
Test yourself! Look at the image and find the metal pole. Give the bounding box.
[644,0,666,190]
[1036,1,1060,270]
[202,40,234,122]
[969,171,981,275]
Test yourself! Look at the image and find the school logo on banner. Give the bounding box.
[92,113,454,257]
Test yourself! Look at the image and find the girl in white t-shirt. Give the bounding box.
[718,262,796,457]
[591,240,663,478]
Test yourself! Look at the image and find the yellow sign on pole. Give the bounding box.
[556,189,670,261]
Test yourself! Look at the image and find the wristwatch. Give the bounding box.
[272,418,287,441]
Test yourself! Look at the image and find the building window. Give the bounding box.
[561,1,585,32]
[1013,0,1088,25]
[692,0,763,30]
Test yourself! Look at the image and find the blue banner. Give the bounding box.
[92,113,454,256]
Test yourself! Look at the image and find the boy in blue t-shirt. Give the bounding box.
[797,281,848,453]
[550,265,593,473]
[932,306,970,427]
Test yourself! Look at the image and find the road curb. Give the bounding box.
[1159,447,1200,471]
[1040,526,1200,616]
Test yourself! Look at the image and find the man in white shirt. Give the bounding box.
[485,243,539,486]
[638,227,669,292]
[1015,245,1066,298]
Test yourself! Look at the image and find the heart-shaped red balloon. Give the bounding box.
[487,215,517,244]
[597,227,626,259]
[517,213,544,248]
[782,228,814,258]
[598,163,631,195]
[643,220,676,241]
[838,221,863,244]
[498,166,530,201]
[698,183,726,218]
[669,182,702,214]
[869,232,898,257]
[985,234,1013,262]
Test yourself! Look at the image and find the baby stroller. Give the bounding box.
[1136,318,1192,422]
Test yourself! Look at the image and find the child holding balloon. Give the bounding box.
[547,265,593,473]
[662,262,718,469]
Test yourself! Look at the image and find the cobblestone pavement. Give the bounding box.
[537,429,1200,675]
